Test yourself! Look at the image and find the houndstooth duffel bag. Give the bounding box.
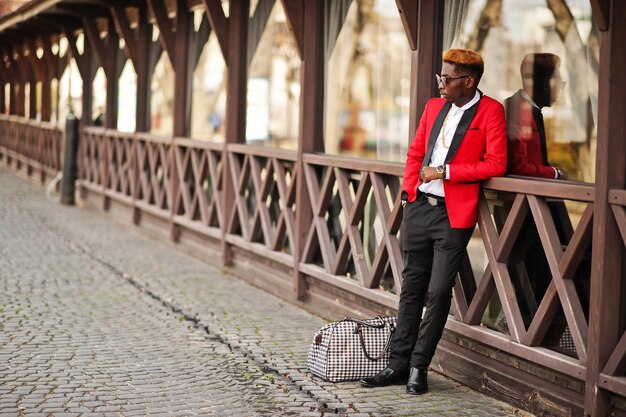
[307,316,397,382]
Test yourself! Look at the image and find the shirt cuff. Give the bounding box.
[445,165,450,180]
[552,167,559,179]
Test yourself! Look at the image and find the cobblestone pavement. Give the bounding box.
[0,167,535,417]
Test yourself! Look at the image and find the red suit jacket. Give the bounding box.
[402,94,507,228]
[504,90,554,178]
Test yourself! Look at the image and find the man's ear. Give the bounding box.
[465,76,476,89]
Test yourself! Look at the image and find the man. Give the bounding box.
[505,53,567,179]
[360,49,507,394]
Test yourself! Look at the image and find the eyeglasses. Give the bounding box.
[435,74,470,86]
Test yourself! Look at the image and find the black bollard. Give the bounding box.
[60,112,79,205]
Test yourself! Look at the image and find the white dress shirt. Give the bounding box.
[419,90,481,197]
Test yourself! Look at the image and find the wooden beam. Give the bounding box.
[395,0,418,50]
[590,0,610,31]
[585,0,626,415]
[247,0,274,67]
[409,0,443,141]
[201,0,228,64]
[147,0,175,61]
[111,4,139,65]
[82,17,108,70]
[172,0,192,137]
[280,0,304,59]
[135,6,154,133]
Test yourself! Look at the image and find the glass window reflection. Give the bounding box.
[325,0,412,163]
[446,0,598,183]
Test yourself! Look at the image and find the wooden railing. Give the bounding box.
[74,126,601,382]
[1,121,617,406]
[0,117,620,408]
[0,115,63,182]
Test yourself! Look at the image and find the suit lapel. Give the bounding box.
[421,103,451,169]
[444,93,483,164]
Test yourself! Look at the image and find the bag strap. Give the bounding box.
[345,316,395,361]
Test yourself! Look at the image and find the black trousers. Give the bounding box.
[388,197,474,370]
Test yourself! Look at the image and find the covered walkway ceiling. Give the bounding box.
[0,0,207,40]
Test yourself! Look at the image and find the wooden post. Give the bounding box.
[172,2,192,138]
[409,0,444,139]
[167,1,193,240]
[585,1,626,415]
[67,30,96,128]
[40,37,54,122]
[220,0,249,266]
[104,19,119,130]
[0,75,5,115]
[293,0,325,300]
[135,7,152,133]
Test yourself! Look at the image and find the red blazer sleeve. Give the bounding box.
[448,101,508,183]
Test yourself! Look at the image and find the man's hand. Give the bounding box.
[554,166,569,180]
[421,166,445,183]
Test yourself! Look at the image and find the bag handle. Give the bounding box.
[344,316,395,361]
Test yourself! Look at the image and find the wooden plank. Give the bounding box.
[598,374,626,398]
[465,266,495,324]
[395,0,418,50]
[82,17,108,70]
[603,331,626,376]
[478,195,527,342]
[201,0,228,64]
[494,194,528,262]
[280,0,303,59]
[445,320,587,380]
[590,0,610,31]
[528,195,588,363]
[612,204,626,247]
[225,234,294,267]
[299,263,399,309]
[559,204,593,280]
[409,0,443,136]
[523,282,559,346]
[435,338,585,417]
[484,177,594,202]
[585,2,626,413]
[111,4,139,65]
[609,189,626,206]
[335,168,368,286]
[146,0,175,59]
[303,153,404,177]
[228,143,297,160]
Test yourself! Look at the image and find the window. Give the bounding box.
[245,1,301,149]
[446,0,598,183]
[325,0,411,162]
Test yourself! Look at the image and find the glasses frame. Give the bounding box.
[435,74,470,86]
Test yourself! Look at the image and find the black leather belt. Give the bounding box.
[419,192,446,207]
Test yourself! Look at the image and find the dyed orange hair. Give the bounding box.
[442,48,484,82]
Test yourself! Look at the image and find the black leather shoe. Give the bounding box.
[406,367,428,394]
[359,367,408,387]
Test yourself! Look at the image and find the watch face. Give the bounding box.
[436,165,444,174]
